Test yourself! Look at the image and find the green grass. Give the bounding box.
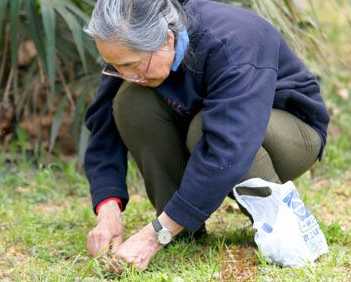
[1,100,351,282]
[0,151,351,281]
[1,1,351,281]
[1,117,351,280]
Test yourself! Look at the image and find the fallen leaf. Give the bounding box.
[220,246,257,282]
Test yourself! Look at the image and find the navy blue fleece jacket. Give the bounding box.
[84,0,329,231]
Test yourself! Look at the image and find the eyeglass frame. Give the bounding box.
[101,51,154,83]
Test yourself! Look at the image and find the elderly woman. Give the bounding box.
[83,0,329,271]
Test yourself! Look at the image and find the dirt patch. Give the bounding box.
[33,201,68,215]
[129,194,145,203]
[219,246,257,282]
[317,199,351,231]
[309,178,351,231]
[0,246,29,279]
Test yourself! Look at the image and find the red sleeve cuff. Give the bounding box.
[96,197,123,215]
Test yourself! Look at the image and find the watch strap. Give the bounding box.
[152,218,163,232]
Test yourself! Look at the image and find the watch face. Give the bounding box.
[158,229,172,245]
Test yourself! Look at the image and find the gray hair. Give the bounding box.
[84,0,187,52]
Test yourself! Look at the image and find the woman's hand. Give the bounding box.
[111,212,184,271]
[112,223,161,271]
[87,201,123,257]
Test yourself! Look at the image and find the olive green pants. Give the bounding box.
[113,82,322,216]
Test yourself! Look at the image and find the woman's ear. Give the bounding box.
[166,30,175,50]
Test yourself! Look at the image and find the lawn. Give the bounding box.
[1,1,351,281]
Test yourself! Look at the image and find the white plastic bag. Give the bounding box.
[232,178,329,267]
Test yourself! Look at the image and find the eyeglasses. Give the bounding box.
[101,44,171,83]
[102,52,153,83]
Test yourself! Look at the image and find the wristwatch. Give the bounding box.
[152,218,173,245]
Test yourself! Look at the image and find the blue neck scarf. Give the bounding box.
[171,29,189,72]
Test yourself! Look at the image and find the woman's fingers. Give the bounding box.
[87,207,124,257]
[110,235,124,253]
[109,224,162,272]
[87,226,113,257]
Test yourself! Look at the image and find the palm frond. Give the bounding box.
[55,0,88,72]
[0,0,9,47]
[41,0,57,94]
[24,0,47,70]
[10,0,20,67]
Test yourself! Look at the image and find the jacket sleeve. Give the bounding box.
[84,75,129,214]
[164,52,278,231]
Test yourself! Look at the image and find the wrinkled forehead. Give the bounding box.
[95,38,146,64]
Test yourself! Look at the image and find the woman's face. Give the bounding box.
[96,31,175,88]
